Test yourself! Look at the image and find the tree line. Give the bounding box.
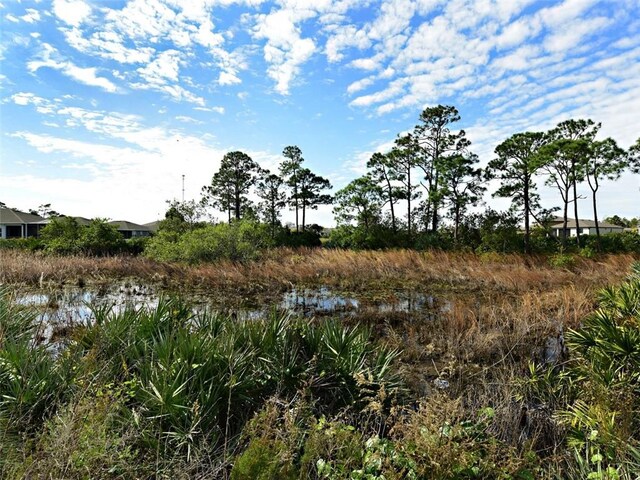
[199,146,332,236]
[332,105,640,253]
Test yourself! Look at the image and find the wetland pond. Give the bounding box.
[15,282,450,346]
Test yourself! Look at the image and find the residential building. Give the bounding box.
[548,217,625,238]
[108,220,154,239]
[0,207,46,239]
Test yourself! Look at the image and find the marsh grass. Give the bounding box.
[1,249,635,297]
[2,252,639,478]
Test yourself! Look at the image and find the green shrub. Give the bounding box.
[0,290,73,438]
[40,216,83,254]
[0,238,43,251]
[549,253,577,269]
[71,299,403,459]
[145,220,275,263]
[40,217,125,256]
[78,219,124,256]
[231,437,298,480]
[277,228,323,248]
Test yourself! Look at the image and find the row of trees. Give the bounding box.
[200,147,332,237]
[333,105,640,252]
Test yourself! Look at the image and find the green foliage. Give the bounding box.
[73,298,403,459]
[39,217,125,256]
[276,228,323,248]
[0,290,73,439]
[0,237,43,251]
[232,400,539,480]
[549,253,577,269]
[80,219,125,256]
[582,232,640,254]
[202,151,261,221]
[231,437,298,480]
[327,224,399,250]
[2,292,404,475]
[145,220,275,263]
[39,216,83,254]
[517,263,640,477]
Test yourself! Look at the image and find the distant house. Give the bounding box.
[0,207,46,239]
[108,220,154,239]
[143,220,160,233]
[549,217,625,238]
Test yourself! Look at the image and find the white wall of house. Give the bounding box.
[553,226,624,237]
[0,225,5,239]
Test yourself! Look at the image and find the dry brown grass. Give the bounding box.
[1,248,634,297]
[1,248,633,380]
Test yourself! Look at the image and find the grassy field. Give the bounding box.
[1,248,634,293]
[1,249,639,478]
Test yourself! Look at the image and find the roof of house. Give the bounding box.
[0,207,44,225]
[143,220,161,232]
[34,216,93,226]
[549,218,624,229]
[109,220,153,231]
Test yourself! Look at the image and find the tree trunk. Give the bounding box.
[385,174,396,233]
[431,171,439,232]
[431,139,440,232]
[562,194,568,250]
[592,192,600,249]
[572,173,580,249]
[589,173,601,251]
[407,167,412,238]
[302,200,306,231]
[294,186,299,233]
[523,175,531,254]
[454,202,460,242]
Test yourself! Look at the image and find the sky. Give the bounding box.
[0,0,639,226]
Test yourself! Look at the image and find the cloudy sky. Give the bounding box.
[1,0,639,225]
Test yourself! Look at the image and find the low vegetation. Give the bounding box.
[1,258,640,478]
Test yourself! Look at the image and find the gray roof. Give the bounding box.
[109,220,153,231]
[0,207,44,225]
[143,220,161,232]
[549,218,624,229]
[34,216,93,226]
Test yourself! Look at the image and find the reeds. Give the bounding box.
[1,249,635,297]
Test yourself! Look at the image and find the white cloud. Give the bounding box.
[175,115,203,124]
[137,49,183,84]
[253,6,317,94]
[218,71,241,85]
[194,105,225,114]
[21,8,41,23]
[27,44,118,92]
[52,0,91,27]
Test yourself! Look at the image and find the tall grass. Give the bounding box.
[1,248,635,296]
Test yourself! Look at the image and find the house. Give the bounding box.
[108,220,154,239]
[0,207,46,239]
[143,220,160,233]
[549,217,625,238]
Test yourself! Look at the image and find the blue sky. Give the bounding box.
[1,0,639,225]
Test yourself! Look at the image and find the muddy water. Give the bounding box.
[16,282,449,345]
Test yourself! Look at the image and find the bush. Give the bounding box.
[276,228,322,248]
[39,216,83,254]
[582,231,640,254]
[326,225,400,249]
[548,253,577,269]
[145,220,276,263]
[0,238,43,251]
[39,217,125,256]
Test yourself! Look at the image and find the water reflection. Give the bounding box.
[15,283,446,345]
